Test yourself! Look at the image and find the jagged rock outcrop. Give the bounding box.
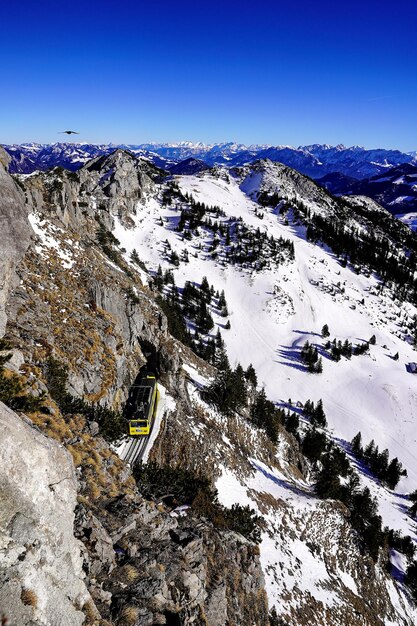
[0,401,91,626]
[0,148,32,336]
[0,154,269,625]
[75,495,268,626]
[5,152,169,406]
[21,148,163,232]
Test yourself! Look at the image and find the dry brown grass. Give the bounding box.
[88,482,101,500]
[28,409,72,442]
[120,564,140,583]
[68,444,85,467]
[68,413,87,431]
[248,488,285,515]
[108,484,120,498]
[82,600,99,625]
[119,605,139,625]
[21,588,38,608]
[6,244,145,510]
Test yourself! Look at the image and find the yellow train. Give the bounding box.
[128,374,159,436]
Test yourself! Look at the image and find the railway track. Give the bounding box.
[118,388,165,465]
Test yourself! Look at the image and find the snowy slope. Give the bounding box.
[112,167,417,621]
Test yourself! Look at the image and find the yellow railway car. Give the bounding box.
[128,374,159,436]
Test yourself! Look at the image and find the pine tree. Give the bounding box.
[321,324,330,338]
[364,439,376,461]
[200,276,211,301]
[303,399,314,418]
[130,248,140,265]
[315,453,343,500]
[331,340,341,361]
[170,251,180,266]
[342,339,352,358]
[251,388,281,443]
[385,457,403,490]
[301,340,310,362]
[154,264,164,291]
[409,490,417,517]
[314,357,323,374]
[312,399,326,427]
[285,412,299,436]
[405,561,417,603]
[245,363,257,387]
[215,328,223,348]
[378,448,390,478]
[302,428,327,463]
[204,355,247,416]
[214,347,230,372]
[218,290,227,309]
[351,432,363,457]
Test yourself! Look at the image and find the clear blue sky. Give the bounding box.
[1,0,416,150]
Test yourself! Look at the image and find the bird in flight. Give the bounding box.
[59,130,80,135]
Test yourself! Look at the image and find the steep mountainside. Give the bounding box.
[2,148,417,625]
[0,148,269,626]
[318,163,417,218]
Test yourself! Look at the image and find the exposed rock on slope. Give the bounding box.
[0,401,90,626]
[0,147,32,335]
[76,494,268,626]
[0,151,269,625]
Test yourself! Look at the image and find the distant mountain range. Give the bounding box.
[3,141,417,216]
[4,141,416,176]
[318,162,417,216]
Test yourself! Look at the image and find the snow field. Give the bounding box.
[112,169,417,616]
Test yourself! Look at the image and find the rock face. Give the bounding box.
[0,401,90,626]
[0,153,269,626]
[76,496,268,626]
[0,147,32,336]
[6,151,166,406]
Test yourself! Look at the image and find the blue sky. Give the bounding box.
[1,0,416,150]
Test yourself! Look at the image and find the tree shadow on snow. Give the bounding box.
[275,400,305,417]
[293,329,322,338]
[251,460,313,499]
[163,214,182,233]
[393,501,412,517]
[389,559,405,584]
[275,346,307,372]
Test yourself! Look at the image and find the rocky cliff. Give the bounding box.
[0,147,269,626]
[0,401,90,626]
[0,149,31,336]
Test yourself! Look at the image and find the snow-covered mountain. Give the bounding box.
[2,142,171,173]
[4,146,417,624]
[319,162,417,221]
[111,156,417,622]
[168,157,211,175]
[4,141,417,181]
